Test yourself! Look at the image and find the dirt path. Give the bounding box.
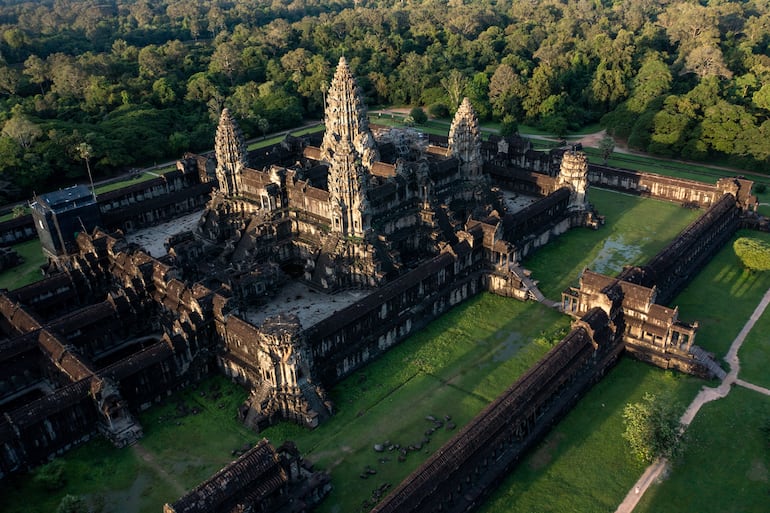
[615,286,770,513]
[132,443,187,498]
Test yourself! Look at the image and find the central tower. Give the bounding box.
[321,57,379,238]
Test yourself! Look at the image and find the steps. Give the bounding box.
[509,264,561,310]
[689,345,727,380]
[310,233,340,288]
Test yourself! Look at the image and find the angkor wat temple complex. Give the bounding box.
[0,57,760,512]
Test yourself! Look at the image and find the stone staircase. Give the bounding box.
[310,233,340,288]
[689,345,727,380]
[509,265,561,310]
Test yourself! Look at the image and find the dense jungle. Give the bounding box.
[1,0,769,202]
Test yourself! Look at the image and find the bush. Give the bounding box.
[500,114,518,136]
[34,459,66,491]
[409,107,428,125]
[754,183,767,194]
[427,103,449,119]
[56,495,89,513]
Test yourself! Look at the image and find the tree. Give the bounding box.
[441,70,467,110]
[75,142,96,199]
[489,63,524,119]
[23,55,49,94]
[2,116,42,149]
[500,114,518,136]
[684,45,733,79]
[598,134,615,164]
[622,392,683,463]
[257,117,269,139]
[0,66,21,95]
[734,237,770,272]
[627,53,672,114]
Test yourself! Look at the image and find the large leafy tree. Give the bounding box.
[622,392,684,463]
[734,237,770,272]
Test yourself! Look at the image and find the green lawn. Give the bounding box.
[0,208,29,222]
[524,188,701,299]
[634,387,770,513]
[478,358,702,513]
[672,230,770,358]
[94,166,177,195]
[246,124,324,151]
[738,304,770,390]
[0,239,46,290]
[260,294,570,513]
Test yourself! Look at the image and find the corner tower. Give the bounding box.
[449,98,483,180]
[215,108,248,197]
[321,57,379,238]
[558,150,589,210]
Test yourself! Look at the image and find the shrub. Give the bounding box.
[409,107,428,125]
[427,103,449,119]
[500,114,518,136]
[56,494,89,513]
[34,459,66,491]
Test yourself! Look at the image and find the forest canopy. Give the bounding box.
[1,0,770,202]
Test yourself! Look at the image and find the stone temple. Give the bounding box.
[0,56,759,513]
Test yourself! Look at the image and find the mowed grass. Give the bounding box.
[259,294,569,513]
[0,239,46,290]
[0,375,255,513]
[738,304,770,389]
[524,188,701,299]
[672,230,770,358]
[478,358,702,513]
[634,387,770,513]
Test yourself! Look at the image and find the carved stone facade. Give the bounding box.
[557,150,589,210]
[449,98,483,182]
[214,108,248,198]
[321,57,379,238]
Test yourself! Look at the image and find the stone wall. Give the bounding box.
[588,164,723,207]
[371,307,624,513]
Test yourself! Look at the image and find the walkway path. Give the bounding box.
[615,286,770,513]
[132,442,186,497]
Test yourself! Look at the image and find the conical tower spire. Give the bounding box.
[321,57,378,238]
[449,97,483,180]
[321,57,378,167]
[215,108,248,197]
